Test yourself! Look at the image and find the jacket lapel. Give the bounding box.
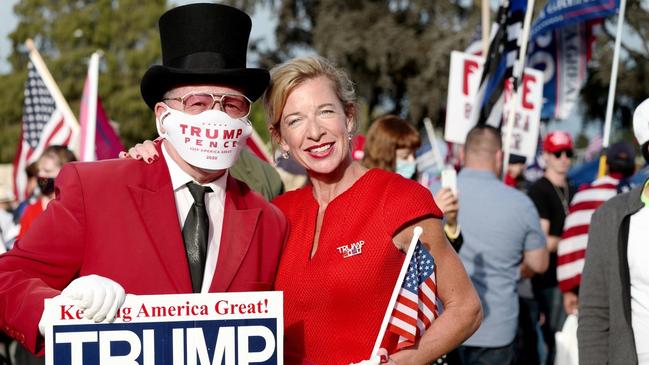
[619,185,645,328]
[209,176,261,292]
[127,144,191,293]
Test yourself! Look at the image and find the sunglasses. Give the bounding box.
[163,92,252,118]
[553,150,574,158]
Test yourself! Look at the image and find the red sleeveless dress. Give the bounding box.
[273,169,442,365]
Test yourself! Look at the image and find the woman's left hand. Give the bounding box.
[118,140,159,163]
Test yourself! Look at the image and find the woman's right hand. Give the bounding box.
[118,140,159,164]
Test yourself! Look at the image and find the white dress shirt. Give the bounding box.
[162,143,226,293]
[629,205,649,364]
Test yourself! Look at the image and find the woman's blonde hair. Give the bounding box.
[264,56,357,142]
[362,115,421,172]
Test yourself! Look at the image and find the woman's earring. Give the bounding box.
[348,133,353,142]
[281,151,290,160]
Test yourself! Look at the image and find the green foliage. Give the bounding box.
[0,0,167,162]
[231,0,480,130]
[580,0,649,133]
[0,70,26,162]
[4,0,647,164]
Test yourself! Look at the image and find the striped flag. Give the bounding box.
[245,132,272,163]
[471,0,527,127]
[387,241,439,349]
[557,175,619,292]
[12,61,77,201]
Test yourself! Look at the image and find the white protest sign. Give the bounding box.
[444,51,542,162]
[444,51,483,145]
[502,68,544,162]
[44,291,282,365]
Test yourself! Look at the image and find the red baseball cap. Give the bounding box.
[543,131,573,153]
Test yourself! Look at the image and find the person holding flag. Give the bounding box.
[264,56,481,365]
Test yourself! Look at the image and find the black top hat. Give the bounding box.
[140,3,269,110]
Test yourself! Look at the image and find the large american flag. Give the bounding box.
[471,0,527,128]
[387,241,439,349]
[12,62,75,201]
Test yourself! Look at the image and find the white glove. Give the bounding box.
[62,274,126,322]
[38,275,126,336]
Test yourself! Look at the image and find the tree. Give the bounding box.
[0,0,166,163]
[580,0,649,141]
[230,0,480,132]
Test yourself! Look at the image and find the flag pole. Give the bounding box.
[599,0,627,177]
[502,0,535,179]
[24,39,80,156]
[249,128,274,162]
[80,51,101,161]
[481,0,491,56]
[370,226,423,358]
[423,117,445,171]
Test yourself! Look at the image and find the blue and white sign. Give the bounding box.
[530,0,619,39]
[43,292,283,365]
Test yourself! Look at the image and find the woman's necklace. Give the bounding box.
[552,182,570,215]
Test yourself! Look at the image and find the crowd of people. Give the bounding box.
[0,3,648,365]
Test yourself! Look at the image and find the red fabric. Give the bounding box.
[0,143,287,355]
[17,198,44,239]
[273,169,442,365]
[556,175,619,292]
[504,172,517,187]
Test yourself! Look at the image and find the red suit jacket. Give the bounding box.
[0,148,287,355]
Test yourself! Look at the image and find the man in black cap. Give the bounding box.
[557,141,636,315]
[0,3,287,357]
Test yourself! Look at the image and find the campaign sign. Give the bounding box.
[444,51,542,162]
[44,291,282,365]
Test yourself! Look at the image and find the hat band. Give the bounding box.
[168,52,244,70]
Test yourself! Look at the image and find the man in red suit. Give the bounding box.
[0,3,287,356]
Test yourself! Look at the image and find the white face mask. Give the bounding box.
[157,106,252,170]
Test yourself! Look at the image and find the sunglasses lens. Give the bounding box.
[221,95,251,118]
[183,93,216,114]
[554,150,573,158]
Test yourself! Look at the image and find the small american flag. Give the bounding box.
[387,241,439,349]
[12,61,75,201]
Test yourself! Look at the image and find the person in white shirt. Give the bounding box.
[578,98,649,365]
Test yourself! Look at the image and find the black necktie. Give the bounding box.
[182,182,213,293]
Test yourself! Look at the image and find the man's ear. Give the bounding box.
[495,149,504,175]
[154,102,168,134]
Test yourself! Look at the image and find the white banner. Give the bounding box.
[44,291,283,365]
[444,51,543,162]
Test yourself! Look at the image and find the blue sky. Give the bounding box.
[0,0,18,74]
